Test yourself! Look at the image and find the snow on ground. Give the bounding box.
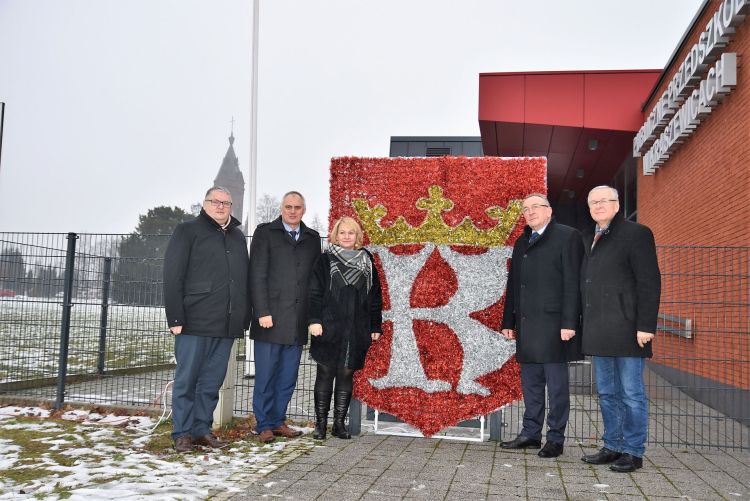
[0,406,314,500]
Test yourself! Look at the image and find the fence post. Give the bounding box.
[213,339,238,429]
[97,257,112,375]
[55,232,77,410]
[489,409,504,441]
[349,399,362,436]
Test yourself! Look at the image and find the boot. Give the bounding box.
[312,390,331,440]
[331,390,352,439]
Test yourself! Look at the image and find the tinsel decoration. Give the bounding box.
[329,156,547,437]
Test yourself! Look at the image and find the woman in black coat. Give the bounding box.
[307,216,383,439]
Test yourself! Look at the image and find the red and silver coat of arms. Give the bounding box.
[329,156,546,436]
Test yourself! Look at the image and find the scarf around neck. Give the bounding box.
[327,243,372,292]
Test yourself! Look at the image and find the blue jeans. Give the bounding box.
[594,356,648,457]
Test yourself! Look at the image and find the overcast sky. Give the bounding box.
[0,0,703,234]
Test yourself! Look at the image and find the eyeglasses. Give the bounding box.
[587,199,617,207]
[205,199,233,208]
[521,204,549,214]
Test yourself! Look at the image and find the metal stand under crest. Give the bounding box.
[372,409,495,442]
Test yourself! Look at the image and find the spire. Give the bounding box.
[214,118,245,224]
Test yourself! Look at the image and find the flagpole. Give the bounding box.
[244,0,260,378]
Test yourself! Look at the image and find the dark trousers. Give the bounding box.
[252,340,303,432]
[520,362,570,444]
[171,334,234,440]
[314,363,354,394]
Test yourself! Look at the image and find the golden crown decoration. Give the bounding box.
[352,185,523,247]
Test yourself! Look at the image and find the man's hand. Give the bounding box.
[561,329,576,341]
[169,326,182,335]
[501,328,515,340]
[637,331,654,348]
[259,315,273,328]
[371,332,381,341]
[308,323,322,336]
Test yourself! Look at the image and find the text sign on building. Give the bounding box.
[643,52,736,175]
[633,0,748,173]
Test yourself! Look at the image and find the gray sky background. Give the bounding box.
[0,0,703,234]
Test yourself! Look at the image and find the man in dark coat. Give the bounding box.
[163,186,249,453]
[249,191,321,443]
[500,193,584,458]
[580,185,661,473]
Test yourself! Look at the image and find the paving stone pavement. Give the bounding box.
[222,431,750,501]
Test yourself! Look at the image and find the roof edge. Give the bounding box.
[479,69,662,77]
[641,0,712,110]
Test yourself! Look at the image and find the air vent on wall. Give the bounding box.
[425,147,451,157]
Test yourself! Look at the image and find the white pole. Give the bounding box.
[244,0,260,378]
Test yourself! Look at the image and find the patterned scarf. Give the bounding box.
[327,244,373,292]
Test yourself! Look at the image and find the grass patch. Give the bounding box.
[2,466,61,484]
[51,482,73,499]
[140,419,174,453]
[0,416,84,486]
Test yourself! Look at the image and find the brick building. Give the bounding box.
[478,0,748,425]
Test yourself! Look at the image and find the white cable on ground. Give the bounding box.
[146,379,174,434]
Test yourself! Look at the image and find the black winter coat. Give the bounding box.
[307,250,383,369]
[249,217,321,345]
[163,210,249,338]
[501,219,584,363]
[580,213,661,358]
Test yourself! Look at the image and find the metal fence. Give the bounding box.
[0,233,747,450]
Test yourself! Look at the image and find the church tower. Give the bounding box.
[213,129,245,225]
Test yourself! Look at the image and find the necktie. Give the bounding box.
[591,229,603,250]
[528,231,540,244]
[289,230,298,240]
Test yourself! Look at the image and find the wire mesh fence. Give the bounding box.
[0,233,747,449]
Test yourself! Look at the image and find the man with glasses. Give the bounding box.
[501,193,584,458]
[580,185,661,472]
[249,191,321,443]
[163,186,250,453]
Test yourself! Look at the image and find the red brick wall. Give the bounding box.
[638,0,749,246]
[638,0,749,390]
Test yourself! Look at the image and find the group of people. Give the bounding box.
[163,188,382,452]
[163,184,661,474]
[500,186,661,473]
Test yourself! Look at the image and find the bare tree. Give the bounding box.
[309,213,326,235]
[256,193,280,224]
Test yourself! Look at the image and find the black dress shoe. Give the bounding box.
[609,453,643,472]
[174,435,194,453]
[538,441,564,458]
[194,433,227,449]
[581,447,622,464]
[500,436,542,449]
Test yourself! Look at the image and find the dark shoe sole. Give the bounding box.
[194,440,227,449]
[501,440,542,449]
[610,464,643,472]
[581,450,622,464]
[582,457,619,464]
[538,447,563,458]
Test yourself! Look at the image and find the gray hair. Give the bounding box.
[588,185,619,200]
[205,186,233,200]
[280,191,306,209]
[523,193,550,205]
